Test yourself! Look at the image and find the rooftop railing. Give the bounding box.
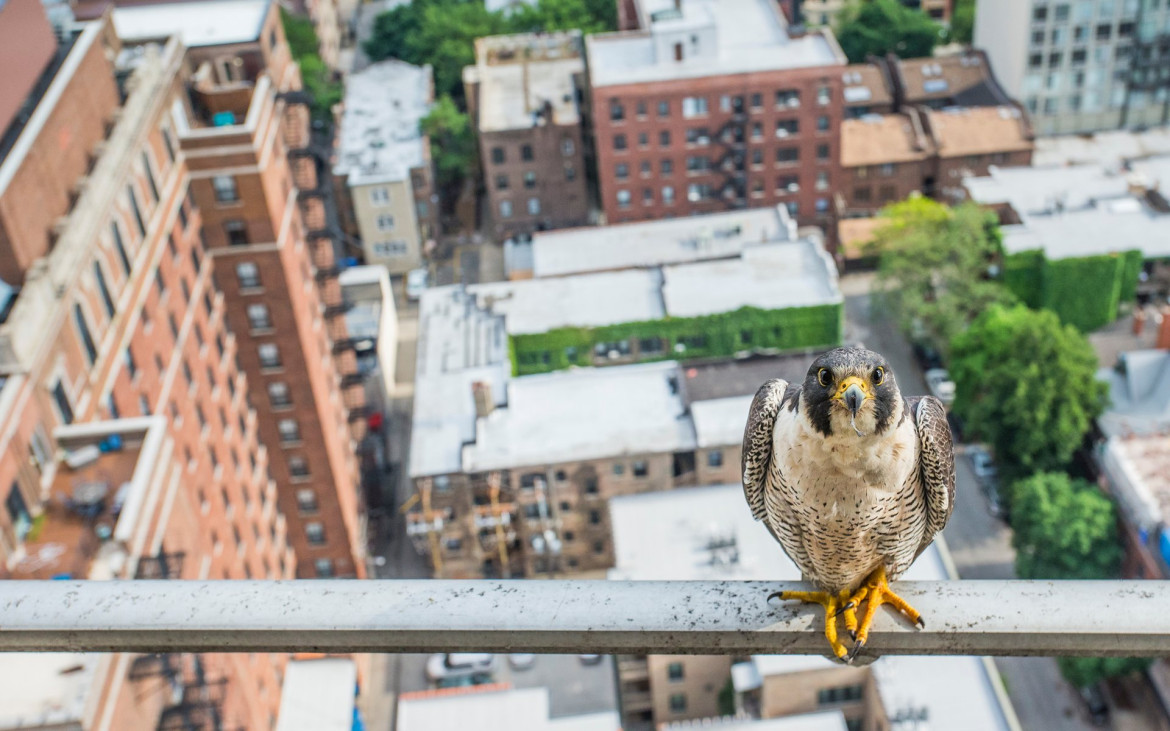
[2,580,1168,658]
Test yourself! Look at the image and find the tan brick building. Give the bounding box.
[0,1,367,727]
[464,32,592,239]
[585,0,847,231]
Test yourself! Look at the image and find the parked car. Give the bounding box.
[406,268,429,301]
[912,341,944,371]
[425,653,497,684]
[969,447,998,482]
[508,653,537,670]
[923,368,956,407]
[1080,683,1109,727]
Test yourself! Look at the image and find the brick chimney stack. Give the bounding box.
[472,381,495,418]
[1157,308,1170,350]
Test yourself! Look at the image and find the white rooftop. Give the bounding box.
[0,653,95,730]
[1033,128,1170,168]
[275,659,356,731]
[607,484,1015,731]
[463,361,696,472]
[468,33,584,132]
[113,0,269,47]
[586,0,843,88]
[1098,350,1170,439]
[965,159,1170,260]
[335,59,432,186]
[397,686,621,731]
[470,270,665,336]
[663,240,842,318]
[661,712,847,731]
[691,395,754,449]
[1100,434,1170,535]
[531,205,798,278]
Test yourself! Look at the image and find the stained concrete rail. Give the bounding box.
[1,580,1166,657]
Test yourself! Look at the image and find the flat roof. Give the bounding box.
[1098,350,1170,439]
[607,484,1015,731]
[0,653,95,730]
[680,352,821,403]
[462,361,697,472]
[275,659,356,731]
[661,239,842,318]
[661,712,847,731]
[586,0,842,88]
[1101,434,1170,534]
[926,106,1032,159]
[1033,127,1170,168]
[398,685,621,731]
[112,0,269,47]
[840,113,932,168]
[334,59,431,186]
[531,205,798,277]
[470,269,666,336]
[965,158,1170,260]
[469,33,584,132]
[690,395,753,449]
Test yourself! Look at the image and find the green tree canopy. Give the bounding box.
[872,198,1015,355]
[949,0,974,44]
[421,94,476,190]
[281,9,341,122]
[835,0,941,64]
[950,306,1108,479]
[1010,472,1122,580]
[1057,657,1152,690]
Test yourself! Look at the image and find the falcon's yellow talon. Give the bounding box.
[769,589,852,660]
[851,567,923,646]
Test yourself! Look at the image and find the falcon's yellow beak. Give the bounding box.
[832,376,872,417]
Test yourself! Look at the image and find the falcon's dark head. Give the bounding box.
[801,347,901,438]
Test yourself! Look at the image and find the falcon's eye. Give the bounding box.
[817,368,831,387]
[873,367,885,385]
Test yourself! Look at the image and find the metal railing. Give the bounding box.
[1,580,1167,657]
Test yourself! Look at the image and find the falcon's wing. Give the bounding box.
[907,396,956,558]
[741,378,791,522]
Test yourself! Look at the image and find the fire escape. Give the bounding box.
[717,95,749,209]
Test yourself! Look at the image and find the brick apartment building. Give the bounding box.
[0,1,365,727]
[114,0,370,580]
[463,32,592,239]
[586,0,848,231]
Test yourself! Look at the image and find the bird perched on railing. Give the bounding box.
[741,346,955,662]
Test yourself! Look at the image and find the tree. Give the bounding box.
[835,0,941,64]
[949,0,974,44]
[872,198,1015,355]
[421,95,476,210]
[1010,472,1122,580]
[1058,657,1152,690]
[950,306,1108,480]
[281,9,341,122]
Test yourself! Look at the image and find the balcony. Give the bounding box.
[1,580,1168,658]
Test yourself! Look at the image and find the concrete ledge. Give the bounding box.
[1,580,1165,657]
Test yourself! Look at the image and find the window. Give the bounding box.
[854,186,872,202]
[521,144,534,161]
[642,188,653,205]
[775,119,799,137]
[315,558,334,577]
[668,662,685,681]
[658,100,670,117]
[527,197,541,215]
[6,485,31,542]
[93,262,115,317]
[817,144,830,162]
[776,89,800,108]
[816,197,829,213]
[499,200,512,218]
[613,462,625,475]
[289,456,310,478]
[110,222,131,274]
[1034,5,1048,21]
[565,165,576,181]
[53,381,74,424]
[638,132,649,148]
[306,521,325,545]
[751,149,763,167]
[589,509,602,524]
[1049,51,1062,66]
[635,100,647,118]
[127,186,146,237]
[816,171,829,191]
[616,163,629,180]
[561,138,575,156]
[708,450,724,467]
[142,152,160,202]
[682,96,708,118]
[1097,23,1112,39]
[212,175,239,203]
[369,187,390,205]
[662,185,675,204]
[686,183,710,201]
[817,115,830,132]
[817,84,831,105]
[268,382,291,408]
[659,130,671,147]
[161,127,176,163]
[750,92,763,110]
[376,214,395,231]
[610,100,625,121]
[74,304,97,365]
[224,220,248,246]
[258,343,281,368]
[879,163,895,177]
[1029,53,1043,68]
[491,147,505,164]
[817,684,864,705]
[236,262,260,289]
[633,460,648,477]
[686,156,709,172]
[661,159,673,175]
[617,190,631,208]
[640,161,652,177]
[296,488,317,512]
[669,694,687,713]
[777,175,799,194]
[522,171,537,190]
[247,303,271,330]
[585,478,599,495]
[776,147,799,165]
[614,134,628,151]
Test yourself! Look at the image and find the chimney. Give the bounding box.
[1157,308,1170,350]
[472,381,494,418]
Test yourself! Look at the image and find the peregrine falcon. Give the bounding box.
[741,347,955,661]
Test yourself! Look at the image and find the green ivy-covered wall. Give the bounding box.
[1001,249,1143,332]
[511,304,844,376]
